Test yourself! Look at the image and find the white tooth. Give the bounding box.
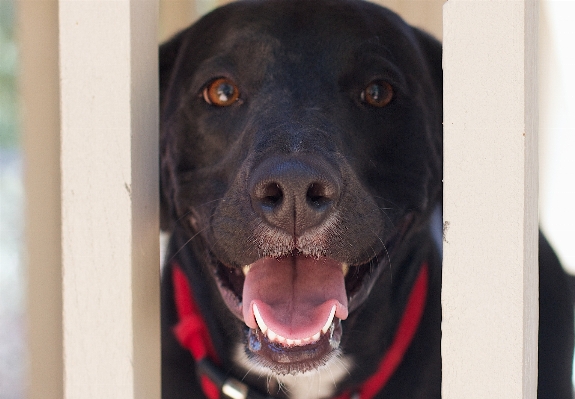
[286,339,295,346]
[294,339,302,346]
[267,329,277,341]
[321,305,337,334]
[342,263,349,277]
[252,304,267,334]
[311,332,321,342]
[242,265,251,276]
[303,337,310,343]
[276,334,286,344]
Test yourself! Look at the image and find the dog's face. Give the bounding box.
[161,0,442,376]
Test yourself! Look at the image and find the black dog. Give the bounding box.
[159,1,574,398]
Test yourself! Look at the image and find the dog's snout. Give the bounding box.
[250,157,340,235]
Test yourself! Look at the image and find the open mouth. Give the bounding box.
[212,249,387,375]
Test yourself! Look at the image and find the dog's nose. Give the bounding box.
[249,157,341,235]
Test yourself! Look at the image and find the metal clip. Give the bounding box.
[222,377,249,399]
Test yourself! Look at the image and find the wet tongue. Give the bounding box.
[242,255,348,340]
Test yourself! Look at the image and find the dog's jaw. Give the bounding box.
[210,252,380,369]
[234,343,354,399]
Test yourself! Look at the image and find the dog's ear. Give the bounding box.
[159,31,187,231]
[413,28,442,101]
[413,28,443,205]
[160,30,187,120]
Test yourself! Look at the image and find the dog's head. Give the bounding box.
[160,0,442,376]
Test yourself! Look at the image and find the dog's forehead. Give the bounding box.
[202,0,413,68]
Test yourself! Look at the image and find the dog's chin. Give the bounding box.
[244,320,343,375]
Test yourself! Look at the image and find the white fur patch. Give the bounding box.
[233,344,354,399]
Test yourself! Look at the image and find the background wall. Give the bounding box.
[539,1,575,273]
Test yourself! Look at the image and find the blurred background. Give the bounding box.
[0,0,573,398]
[1,1,23,398]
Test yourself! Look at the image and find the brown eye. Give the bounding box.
[203,77,240,106]
[361,81,393,107]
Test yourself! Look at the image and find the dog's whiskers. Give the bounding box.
[172,196,224,226]
[371,231,393,282]
[276,377,288,396]
[372,194,403,211]
[334,356,352,377]
[241,361,259,382]
[326,363,337,389]
[167,224,211,264]
[173,208,194,225]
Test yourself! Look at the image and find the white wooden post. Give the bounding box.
[58,1,160,397]
[443,0,539,398]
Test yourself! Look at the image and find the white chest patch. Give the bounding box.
[233,344,354,399]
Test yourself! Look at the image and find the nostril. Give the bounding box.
[249,157,342,234]
[306,182,333,209]
[259,182,283,208]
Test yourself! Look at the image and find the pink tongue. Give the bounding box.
[242,256,348,340]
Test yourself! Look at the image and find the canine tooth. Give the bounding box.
[252,304,267,334]
[267,329,277,341]
[321,305,337,334]
[311,332,321,342]
[242,265,251,276]
[341,263,350,277]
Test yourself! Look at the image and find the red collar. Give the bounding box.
[171,262,429,399]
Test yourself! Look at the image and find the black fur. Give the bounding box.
[159,1,574,398]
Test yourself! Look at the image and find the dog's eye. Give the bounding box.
[361,81,393,107]
[203,78,240,106]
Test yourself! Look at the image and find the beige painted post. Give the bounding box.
[443,0,539,398]
[20,1,63,398]
[58,1,160,398]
